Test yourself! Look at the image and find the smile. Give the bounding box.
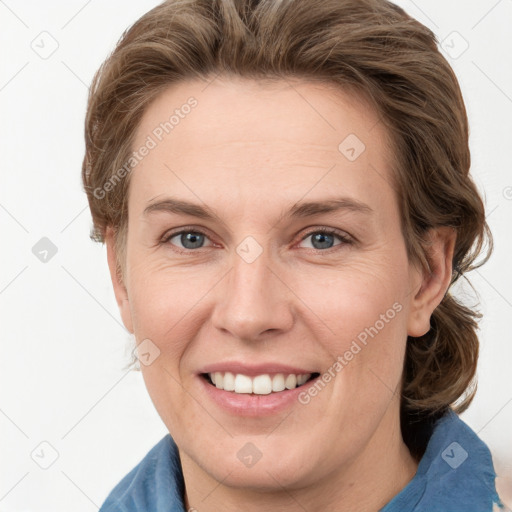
[202,371,320,394]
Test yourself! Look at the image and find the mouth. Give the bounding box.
[201,371,321,395]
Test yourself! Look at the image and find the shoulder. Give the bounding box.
[98,434,186,512]
[382,409,506,512]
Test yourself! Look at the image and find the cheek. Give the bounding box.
[129,271,202,426]
[298,258,407,340]
[140,361,195,432]
[296,261,409,397]
[127,262,211,347]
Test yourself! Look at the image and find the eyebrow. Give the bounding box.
[143,196,373,221]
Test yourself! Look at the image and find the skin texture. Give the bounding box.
[106,77,456,511]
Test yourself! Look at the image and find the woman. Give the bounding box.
[82,0,506,510]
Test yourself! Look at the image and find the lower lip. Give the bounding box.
[198,375,319,417]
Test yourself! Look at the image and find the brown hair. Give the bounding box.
[82,0,492,458]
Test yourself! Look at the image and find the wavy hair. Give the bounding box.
[81,0,492,458]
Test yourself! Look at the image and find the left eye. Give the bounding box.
[298,230,350,250]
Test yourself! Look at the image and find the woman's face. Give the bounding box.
[109,77,439,492]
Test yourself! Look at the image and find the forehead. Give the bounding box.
[128,77,397,219]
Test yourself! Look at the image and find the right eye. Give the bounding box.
[162,229,214,252]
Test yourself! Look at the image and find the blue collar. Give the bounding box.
[99,409,504,511]
[381,408,504,511]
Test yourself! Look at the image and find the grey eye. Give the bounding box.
[169,231,208,250]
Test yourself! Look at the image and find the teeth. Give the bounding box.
[272,374,285,392]
[253,375,272,395]
[297,374,309,386]
[285,374,297,389]
[234,374,253,393]
[207,372,312,394]
[223,372,235,391]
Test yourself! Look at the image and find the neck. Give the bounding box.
[181,405,419,512]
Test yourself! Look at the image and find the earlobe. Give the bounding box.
[407,227,456,338]
[105,227,134,334]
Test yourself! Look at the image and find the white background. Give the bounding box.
[1,0,511,510]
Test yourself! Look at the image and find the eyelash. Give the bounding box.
[160,226,353,254]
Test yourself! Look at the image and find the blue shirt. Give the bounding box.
[99,409,505,511]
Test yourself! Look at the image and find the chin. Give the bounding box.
[194,436,323,491]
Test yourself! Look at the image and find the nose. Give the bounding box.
[211,243,294,342]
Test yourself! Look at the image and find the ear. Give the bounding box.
[407,226,456,338]
[105,227,134,334]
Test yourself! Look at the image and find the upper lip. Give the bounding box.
[198,361,317,377]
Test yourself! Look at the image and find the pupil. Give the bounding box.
[312,232,333,250]
[182,232,204,249]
